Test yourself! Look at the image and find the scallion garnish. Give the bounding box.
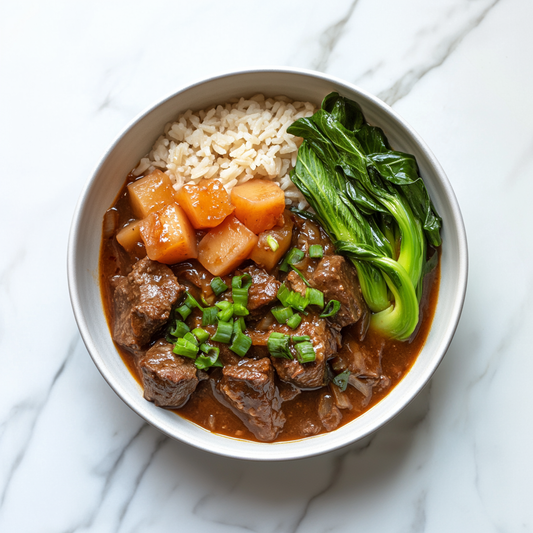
[196,344,223,370]
[280,247,305,272]
[176,304,192,321]
[232,287,249,308]
[267,332,292,359]
[184,292,203,310]
[271,306,294,324]
[292,335,310,342]
[287,313,302,330]
[210,277,228,296]
[306,287,324,308]
[320,299,341,318]
[192,327,210,344]
[277,283,291,307]
[215,300,234,322]
[267,235,279,252]
[277,283,310,313]
[202,306,218,326]
[232,273,252,290]
[332,370,351,391]
[211,320,233,344]
[183,331,199,346]
[290,265,311,287]
[169,320,190,339]
[309,244,324,258]
[234,316,246,333]
[233,303,249,317]
[173,337,199,359]
[294,341,316,364]
[230,320,252,357]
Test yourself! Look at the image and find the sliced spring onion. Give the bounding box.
[306,287,324,308]
[309,244,324,258]
[192,327,210,344]
[277,283,291,306]
[196,344,222,370]
[233,303,249,317]
[280,247,305,272]
[176,304,192,321]
[267,235,279,252]
[332,370,351,392]
[232,273,252,290]
[271,306,294,324]
[292,335,310,342]
[173,337,199,359]
[202,306,218,326]
[320,299,341,318]
[290,265,311,287]
[234,316,246,333]
[184,292,203,311]
[215,300,234,322]
[183,331,199,346]
[267,332,292,359]
[211,320,233,344]
[230,321,252,357]
[294,341,316,364]
[168,320,190,339]
[210,277,228,296]
[286,290,309,313]
[287,313,302,330]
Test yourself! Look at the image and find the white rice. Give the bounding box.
[133,94,316,210]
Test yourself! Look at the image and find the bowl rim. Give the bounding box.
[67,66,468,460]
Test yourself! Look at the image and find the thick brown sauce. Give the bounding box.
[100,175,440,443]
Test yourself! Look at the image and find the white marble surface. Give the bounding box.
[2,0,532,531]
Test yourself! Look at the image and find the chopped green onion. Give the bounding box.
[230,321,252,357]
[215,300,234,322]
[276,283,291,307]
[184,292,203,310]
[271,306,294,324]
[192,327,210,344]
[332,370,351,391]
[196,344,222,370]
[176,304,192,321]
[210,277,228,296]
[267,332,292,359]
[267,235,279,251]
[294,341,316,364]
[202,306,218,326]
[173,337,199,359]
[232,273,252,290]
[290,265,311,287]
[232,287,249,308]
[168,320,190,339]
[280,247,305,272]
[183,331,199,346]
[200,295,212,307]
[211,320,233,343]
[292,335,311,342]
[277,283,309,313]
[320,299,341,318]
[309,244,324,258]
[287,313,302,330]
[306,287,324,308]
[234,316,246,333]
[233,303,249,317]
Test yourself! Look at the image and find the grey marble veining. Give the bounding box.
[1,0,533,531]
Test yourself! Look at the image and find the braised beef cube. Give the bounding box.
[113,257,184,349]
[139,340,199,408]
[286,270,307,297]
[293,216,335,255]
[214,358,285,441]
[330,335,384,380]
[271,313,340,389]
[310,255,368,328]
[240,265,280,311]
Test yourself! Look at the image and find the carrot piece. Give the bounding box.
[116,219,144,252]
[127,169,176,219]
[230,179,286,234]
[249,211,294,270]
[139,203,197,264]
[175,179,234,229]
[198,215,258,276]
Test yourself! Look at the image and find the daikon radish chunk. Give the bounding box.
[198,216,258,276]
[175,179,234,229]
[116,220,143,252]
[128,169,176,219]
[249,211,294,270]
[230,179,286,234]
[139,203,197,264]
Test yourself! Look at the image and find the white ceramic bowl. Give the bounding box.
[68,67,468,461]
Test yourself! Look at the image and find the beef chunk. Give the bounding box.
[293,216,335,255]
[240,265,280,311]
[271,313,340,389]
[286,270,307,297]
[318,392,343,431]
[213,358,285,441]
[310,255,368,328]
[330,336,383,380]
[139,340,199,408]
[113,257,184,349]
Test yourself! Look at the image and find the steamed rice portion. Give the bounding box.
[133,94,316,210]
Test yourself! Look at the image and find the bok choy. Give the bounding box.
[287,92,441,341]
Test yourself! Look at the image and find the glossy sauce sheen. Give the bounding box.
[100,175,440,443]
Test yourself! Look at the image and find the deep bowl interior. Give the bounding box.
[68,68,467,461]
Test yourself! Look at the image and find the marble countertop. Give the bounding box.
[2,0,532,531]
